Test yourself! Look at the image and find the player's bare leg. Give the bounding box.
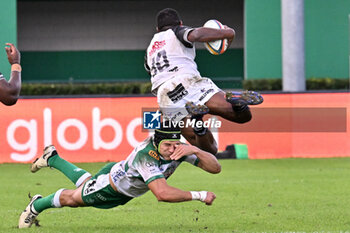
[205,91,263,123]
[58,186,86,207]
[180,91,262,154]
[181,103,218,154]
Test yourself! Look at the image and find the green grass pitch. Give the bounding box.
[2,158,350,232]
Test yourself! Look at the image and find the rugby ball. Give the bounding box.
[203,19,228,55]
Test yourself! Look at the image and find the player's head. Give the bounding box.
[156,8,182,32]
[153,122,181,156]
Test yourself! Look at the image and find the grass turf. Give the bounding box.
[1,158,350,232]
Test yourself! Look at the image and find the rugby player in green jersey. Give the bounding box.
[19,124,221,228]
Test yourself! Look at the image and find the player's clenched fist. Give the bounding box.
[204,192,216,205]
[5,43,21,65]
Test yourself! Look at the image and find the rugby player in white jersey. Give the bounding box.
[144,8,263,154]
[18,124,221,228]
[0,43,22,106]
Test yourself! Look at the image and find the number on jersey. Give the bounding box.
[150,50,170,77]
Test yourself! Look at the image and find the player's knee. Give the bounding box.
[60,190,80,207]
[211,146,218,155]
[232,110,252,124]
[236,114,252,123]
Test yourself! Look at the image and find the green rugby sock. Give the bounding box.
[48,155,91,187]
[32,193,55,213]
[32,189,65,213]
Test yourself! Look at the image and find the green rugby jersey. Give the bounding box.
[110,137,199,198]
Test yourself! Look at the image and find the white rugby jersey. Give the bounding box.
[110,136,199,198]
[145,26,201,92]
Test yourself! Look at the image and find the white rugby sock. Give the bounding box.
[52,189,65,208]
[75,172,91,187]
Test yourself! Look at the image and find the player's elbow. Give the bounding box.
[154,191,170,202]
[216,164,222,174]
[1,95,19,106]
[227,28,235,40]
[210,163,222,174]
[5,99,18,106]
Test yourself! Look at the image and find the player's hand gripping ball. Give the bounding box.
[203,19,228,55]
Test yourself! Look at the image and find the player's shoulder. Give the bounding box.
[171,25,194,48]
[134,138,161,163]
[170,25,192,34]
[139,145,160,161]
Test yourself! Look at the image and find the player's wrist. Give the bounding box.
[190,191,207,202]
[11,64,22,72]
[191,146,200,155]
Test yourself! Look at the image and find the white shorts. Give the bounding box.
[157,75,221,122]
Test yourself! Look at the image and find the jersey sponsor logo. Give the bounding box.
[83,179,97,196]
[96,193,107,201]
[111,168,126,183]
[146,161,156,167]
[149,40,166,57]
[199,88,214,101]
[167,83,189,103]
[169,111,184,122]
[148,150,159,160]
[149,168,158,174]
[168,66,178,72]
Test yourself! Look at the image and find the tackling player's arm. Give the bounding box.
[170,144,221,174]
[187,26,235,48]
[0,43,21,106]
[148,177,216,205]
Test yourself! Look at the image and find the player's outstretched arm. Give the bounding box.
[170,144,221,174]
[148,178,216,205]
[0,43,21,106]
[187,26,235,44]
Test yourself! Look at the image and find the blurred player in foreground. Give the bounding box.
[0,43,21,106]
[144,8,263,154]
[18,124,221,228]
